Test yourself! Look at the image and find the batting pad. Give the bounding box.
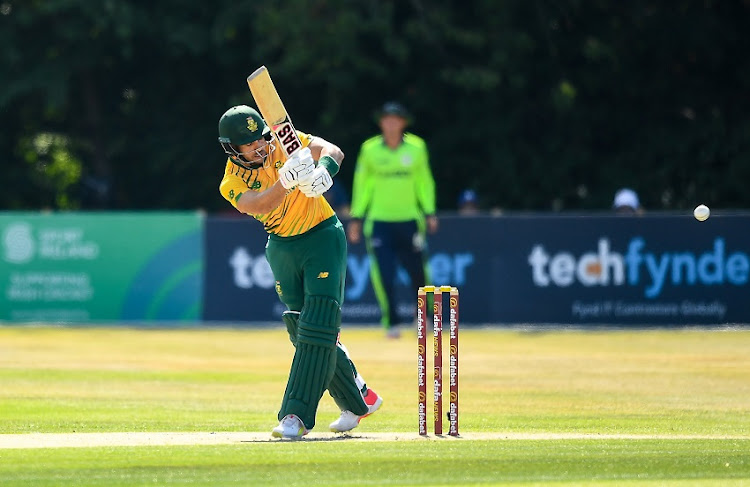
[282,309,367,416]
[296,295,341,347]
[278,296,340,428]
[281,310,300,345]
[328,347,369,416]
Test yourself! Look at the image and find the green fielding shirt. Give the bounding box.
[349,133,436,222]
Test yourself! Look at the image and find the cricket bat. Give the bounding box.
[247,66,302,158]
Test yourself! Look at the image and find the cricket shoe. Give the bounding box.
[329,388,384,433]
[271,414,310,439]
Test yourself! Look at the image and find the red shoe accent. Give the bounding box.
[361,389,383,418]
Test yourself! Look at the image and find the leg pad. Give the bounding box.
[282,311,299,345]
[327,344,368,416]
[278,296,341,428]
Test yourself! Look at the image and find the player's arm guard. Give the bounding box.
[318,155,340,177]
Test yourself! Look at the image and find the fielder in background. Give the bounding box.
[613,187,644,215]
[347,101,438,339]
[216,105,383,439]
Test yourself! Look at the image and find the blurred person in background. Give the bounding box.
[347,101,437,339]
[457,189,480,215]
[613,188,644,215]
[216,105,382,438]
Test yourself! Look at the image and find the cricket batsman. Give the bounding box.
[216,105,382,439]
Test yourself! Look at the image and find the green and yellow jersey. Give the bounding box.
[219,131,335,236]
[350,133,435,222]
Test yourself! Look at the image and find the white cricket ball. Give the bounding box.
[693,204,710,222]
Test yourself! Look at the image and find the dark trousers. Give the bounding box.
[365,220,428,327]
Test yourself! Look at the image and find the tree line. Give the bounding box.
[3,0,749,213]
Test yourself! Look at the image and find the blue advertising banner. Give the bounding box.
[490,214,749,324]
[202,216,481,324]
[203,213,750,326]
[203,217,278,322]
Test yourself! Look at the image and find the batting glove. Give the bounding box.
[278,147,315,189]
[298,165,333,198]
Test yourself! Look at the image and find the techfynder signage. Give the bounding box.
[204,213,750,326]
[497,214,750,324]
[528,237,748,299]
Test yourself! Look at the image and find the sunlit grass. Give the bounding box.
[0,326,748,485]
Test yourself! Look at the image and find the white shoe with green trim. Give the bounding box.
[271,414,309,439]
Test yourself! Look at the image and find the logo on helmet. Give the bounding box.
[247,117,259,133]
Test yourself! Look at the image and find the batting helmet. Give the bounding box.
[218,105,273,169]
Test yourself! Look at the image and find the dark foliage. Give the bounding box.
[2,0,749,212]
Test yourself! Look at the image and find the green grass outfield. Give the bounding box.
[0,325,748,486]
